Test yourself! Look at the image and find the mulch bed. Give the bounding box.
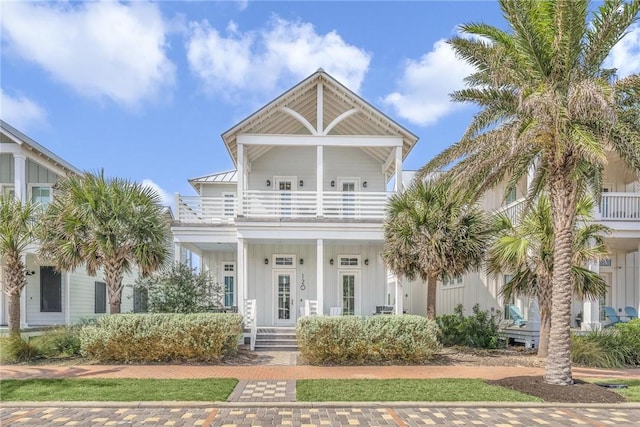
[488,376,627,403]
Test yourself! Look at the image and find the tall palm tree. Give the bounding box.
[38,171,171,314]
[383,179,491,319]
[487,195,609,358]
[418,0,640,384]
[0,194,38,335]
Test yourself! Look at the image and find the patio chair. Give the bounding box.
[624,306,638,320]
[603,306,622,326]
[507,305,527,327]
[329,307,342,316]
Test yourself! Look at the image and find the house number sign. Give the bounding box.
[300,273,306,290]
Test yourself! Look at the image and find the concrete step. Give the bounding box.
[254,344,299,351]
[254,326,298,351]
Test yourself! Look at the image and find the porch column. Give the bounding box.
[13,153,27,202]
[173,242,182,264]
[583,257,601,330]
[316,145,323,217]
[394,276,404,315]
[394,146,403,192]
[637,243,640,317]
[316,239,324,315]
[237,143,244,217]
[237,238,246,314]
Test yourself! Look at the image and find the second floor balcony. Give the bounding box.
[175,190,391,224]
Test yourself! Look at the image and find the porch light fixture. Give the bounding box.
[264,258,269,265]
[266,179,271,187]
[329,258,334,265]
[299,180,304,187]
[363,181,368,188]
[300,258,304,265]
[364,259,369,266]
[331,180,335,187]
[25,270,36,276]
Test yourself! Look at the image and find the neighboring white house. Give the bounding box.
[425,155,640,330]
[0,120,138,328]
[172,69,428,326]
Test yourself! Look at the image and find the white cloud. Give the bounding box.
[382,39,475,127]
[186,16,370,98]
[1,1,175,108]
[0,89,47,131]
[605,24,640,78]
[141,179,173,206]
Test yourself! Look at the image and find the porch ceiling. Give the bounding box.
[605,237,640,252]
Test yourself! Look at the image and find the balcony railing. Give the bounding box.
[494,193,640,224]
[175,191,391,223]
[599,193,640,220]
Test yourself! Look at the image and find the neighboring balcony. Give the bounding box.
[494,192,640,224]
[175,191,392,224]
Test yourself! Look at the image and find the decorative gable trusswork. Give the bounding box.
[221,69,419,178]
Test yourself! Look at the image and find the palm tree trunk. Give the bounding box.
[545,175,579,385]
[537,276,553,359]
[8,292,21,335]
[105,263,123,314]
[426,275,438,320]
[538,307,551,359]
[4,254,27,335]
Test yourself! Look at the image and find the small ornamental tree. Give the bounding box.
[135,262,223,313]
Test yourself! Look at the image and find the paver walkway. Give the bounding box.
[227,380,296,402]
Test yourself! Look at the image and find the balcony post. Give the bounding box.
[174,193,180,221]
[13,153,26,202]
[394,276,403,315]
[237,238,245,315]
[583,254,601,330]
[394,146,403,192]
[317,145,323,217]
[237,143,244,217]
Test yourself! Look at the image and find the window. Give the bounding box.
[0,185,15,198]
[94,281,107,313]
[133,287,148,313]
[599,258,612,267]
[40,266,61,312]
[442,274,463,287]
[223,263,236,307]
[505,186,517,204]
[30,185,52,208]
[274,255,295,266]
[341,273,357,315]
[339,256,359,267]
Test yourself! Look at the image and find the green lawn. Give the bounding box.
[0,378,238,401]
[592,379,640,402]
[296,379,542,402]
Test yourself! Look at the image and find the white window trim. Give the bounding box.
[338,270,361,316]
[336,177,360,191]
[28,183,53,204]
[337,255,360,268]
[273,176,298,191]
[441,274,464,289]
[221,261,236,307]
[0,184,15,197]
[272,254,297,268]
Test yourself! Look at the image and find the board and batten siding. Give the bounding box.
[23,256,65,326]
[26,159,58,184]
[69,269,136,324]
[435,271,503,316]
[324,147,385,192]
[200,183,237,198]
[0,154,13,183]
[248,147,316,191]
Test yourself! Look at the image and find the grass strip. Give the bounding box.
[0,378,238,402]
[296,379,542,402]
[591,379,640,402]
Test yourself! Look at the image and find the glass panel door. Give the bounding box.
[338,179,357,217]
[340,272,358,315]
[275,177,296,217]
[274,270,296,324]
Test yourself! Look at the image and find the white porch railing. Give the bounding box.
[495,198,526,224]
[177,196,236,224]
[175,191,392,223]
[244,299,257,351]
[599,193,640,220]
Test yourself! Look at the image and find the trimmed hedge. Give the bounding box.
[80,313,243,363]
[297,315,439,364]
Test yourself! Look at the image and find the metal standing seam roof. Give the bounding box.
[188,170,237,189]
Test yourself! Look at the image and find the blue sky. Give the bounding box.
[2,1,639,204]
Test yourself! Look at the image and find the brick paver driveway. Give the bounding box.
[2,403,639,426]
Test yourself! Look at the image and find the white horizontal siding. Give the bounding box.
[199,183,237,198]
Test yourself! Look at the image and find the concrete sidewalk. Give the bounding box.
[1,363,638,381]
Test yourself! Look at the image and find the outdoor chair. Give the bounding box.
[375,305,394,315]
[603,306,622,326]
[507,305,527,327]
[624,306,638,320]
[329,307,342,316]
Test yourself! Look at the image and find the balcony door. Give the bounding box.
[337,178,359,217]
[274,177,297,217]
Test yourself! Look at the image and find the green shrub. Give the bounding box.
[31,327,82,358]
[297,315,439,365]
[571,321,640,369]
[80,313,243,363]
[436,304,502,349]
[5,335,40,362]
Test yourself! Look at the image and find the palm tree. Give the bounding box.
[383,179,491,319]
[418,0,640,384]
[38,171,171,314]
[487,195,609,358]
[0,194,38,335]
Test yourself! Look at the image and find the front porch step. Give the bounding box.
[254,327,298,351]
